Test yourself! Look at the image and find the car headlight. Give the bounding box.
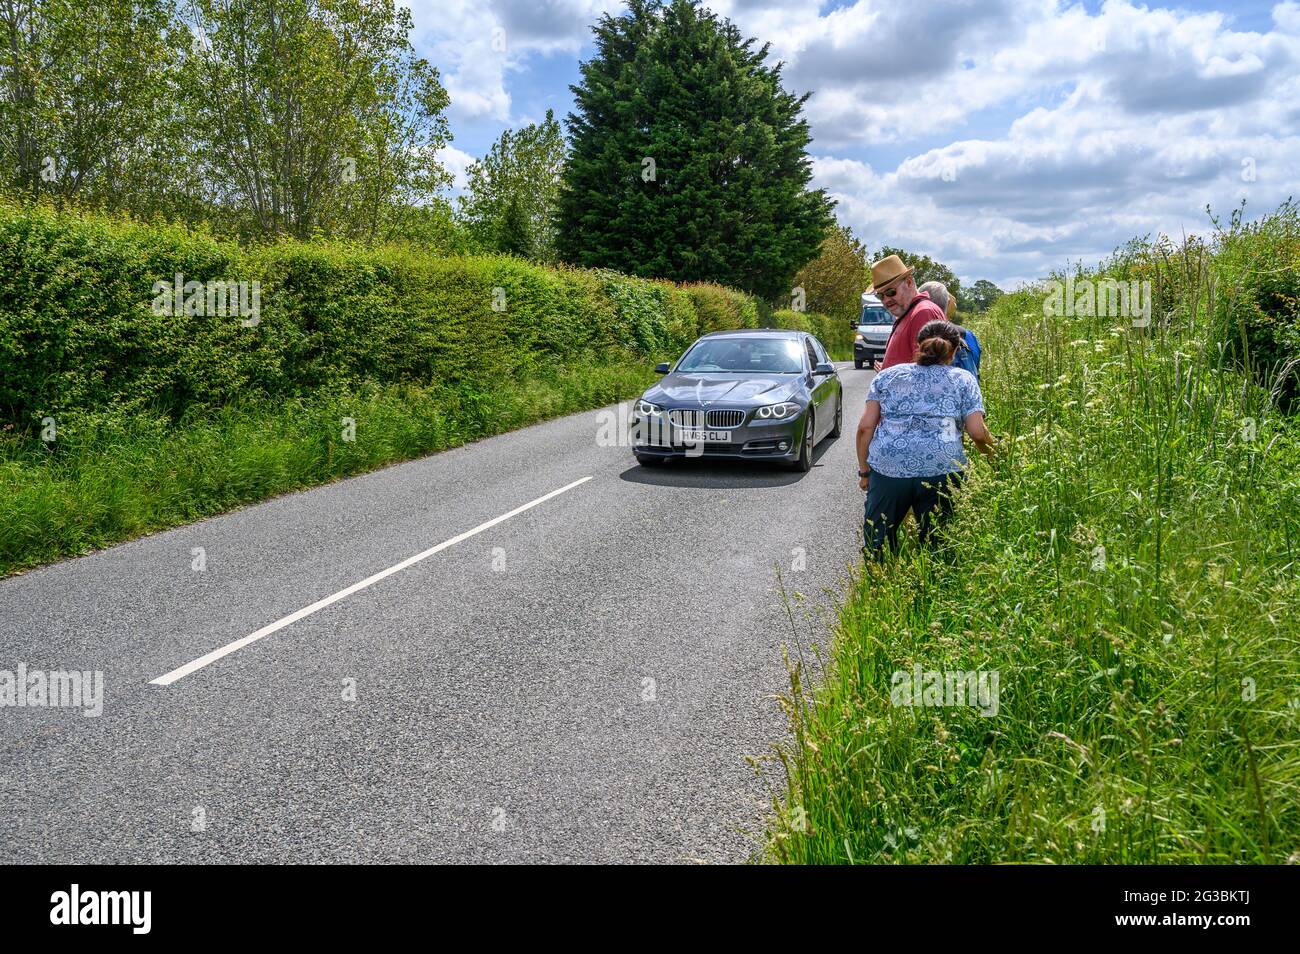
[855,333,864,342]
[755,402,798,420]
[633,399,663,417]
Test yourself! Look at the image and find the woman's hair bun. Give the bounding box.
[914,320,963,366]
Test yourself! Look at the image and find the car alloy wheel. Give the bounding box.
[788,409,814,472]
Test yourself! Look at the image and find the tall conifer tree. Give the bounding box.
[557,0,833,299]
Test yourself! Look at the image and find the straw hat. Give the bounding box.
[868,254,913,294]
[945,297,956,319]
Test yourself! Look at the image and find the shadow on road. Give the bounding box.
[617,438,839,488]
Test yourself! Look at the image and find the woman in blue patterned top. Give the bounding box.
[855,319,995,558]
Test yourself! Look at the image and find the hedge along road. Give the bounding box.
[0,363,872,863]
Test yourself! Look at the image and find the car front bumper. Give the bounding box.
[630,411,807,461]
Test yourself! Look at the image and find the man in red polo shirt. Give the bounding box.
[869,254,948,370]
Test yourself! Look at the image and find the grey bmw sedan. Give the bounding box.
[629,329,843,471]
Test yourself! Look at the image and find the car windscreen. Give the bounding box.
[860,305,892,325]
[676,337,804,373]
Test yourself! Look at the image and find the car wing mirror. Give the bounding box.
[654,362,671,374]
[814,362,835,376]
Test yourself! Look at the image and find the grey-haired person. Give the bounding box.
[918,280,982,381]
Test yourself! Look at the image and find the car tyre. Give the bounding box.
[788,410,814,472]
[635,453,666,467]
[829,392,843,438]
[854,358,864,369]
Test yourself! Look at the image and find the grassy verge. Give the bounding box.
[765,250,1300,862]
[0,357,654,576]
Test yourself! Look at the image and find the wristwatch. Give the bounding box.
[858,468,871,478]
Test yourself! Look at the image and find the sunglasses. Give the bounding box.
[877,281,904,299]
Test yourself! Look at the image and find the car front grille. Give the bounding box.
[706,409,746,428]
[668,408,746,428]
[668,409,704,427]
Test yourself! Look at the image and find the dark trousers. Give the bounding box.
[863,470,963,559]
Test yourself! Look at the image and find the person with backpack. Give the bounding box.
[918,281,981,381]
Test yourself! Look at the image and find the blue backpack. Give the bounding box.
[952,328,981,381]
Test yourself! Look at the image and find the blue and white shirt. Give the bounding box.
[865,363,984,478]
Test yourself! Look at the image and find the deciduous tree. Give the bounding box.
[0,0,188,214]
[459,109,565,261]
[963,278,1004,313]
[180,0,452,241]
[792,225,868,323]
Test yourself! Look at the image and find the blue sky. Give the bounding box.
[408,0,1299,289]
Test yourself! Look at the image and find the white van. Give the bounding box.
[854,292,894,369]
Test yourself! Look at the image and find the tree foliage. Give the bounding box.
[963,278,1005,313]
[459,109,564,261]
[0,0,454,241]
[0,0,189,214]
[557,0,833,299]
[182,0,452,241]
[874,245,962,304]
[792,225,868,323]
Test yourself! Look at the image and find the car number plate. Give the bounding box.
[675,429,731,443]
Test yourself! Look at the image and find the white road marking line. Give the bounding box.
[149,475,594,687]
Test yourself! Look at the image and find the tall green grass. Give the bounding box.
[765,228,1300,864]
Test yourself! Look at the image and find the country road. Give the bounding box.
[1,362,873,864]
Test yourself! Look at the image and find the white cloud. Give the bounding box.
[436,145,478,192]
[715,0,1297,146]
[760,0,1300,286]
[407,0,621,120]
[409,0,1300,288]
[815,86,1300,287]
[1276,1,1300,34]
